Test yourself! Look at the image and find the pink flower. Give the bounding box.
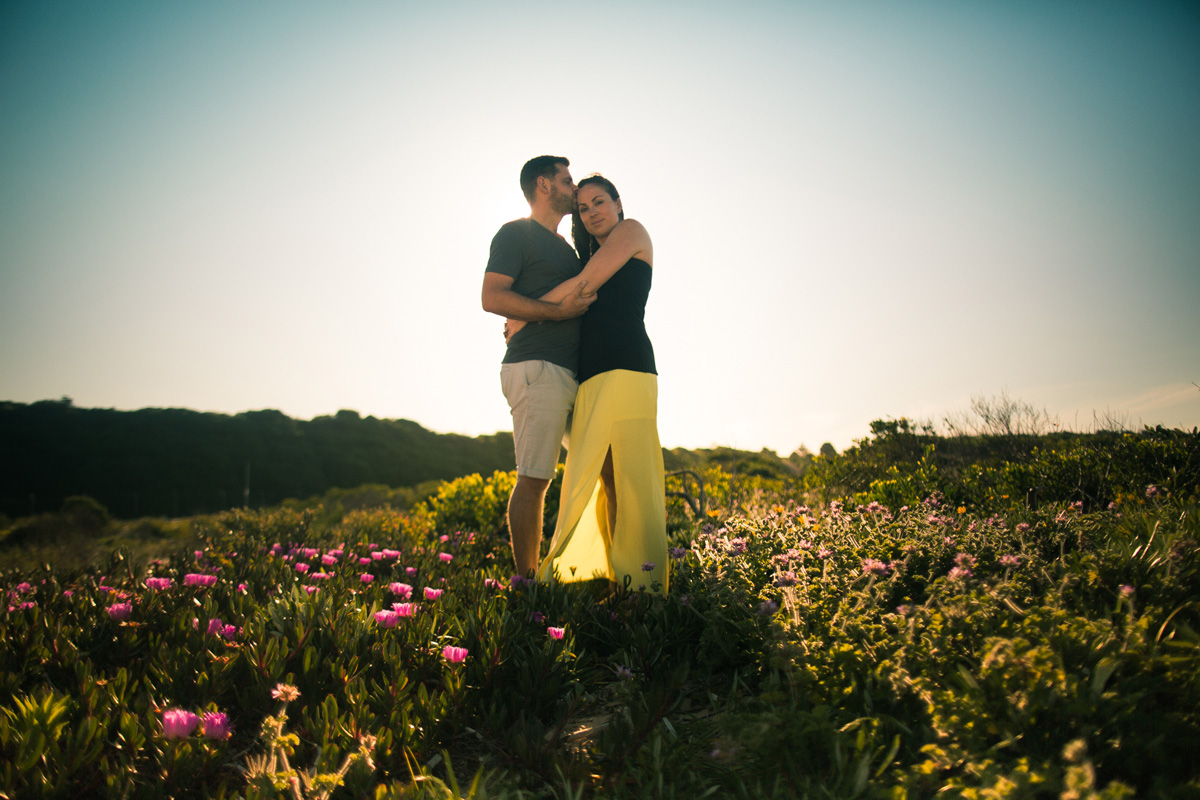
[442,645,468,663]
[107,602,132,621]
[1120,584,1135,598]
[183,573,218,588]
[406,567,418,577]
[310,572,332,580]
[272,683,300,701]
[439,553,454,563]
[948,566,972,581]
[861,558,890,577]
[304,586,319,594]
[360,573,374,584]
[321,554,337,566]
[954,553,977,570]
[484,578,502,590]
[391,602,417,617]
[202,711,231,740]
[424,587,443,601]
[359,557,372,566]
[1000,554,1022,567]
[162,709,200,739]
[381,549,401,560]
[237,583,248,594]
[194,550,204,559]
[207,618,225,636]
[389,582,413,599]
[145,577,174,591]
[548,626,565,640]
[374,610,399,628]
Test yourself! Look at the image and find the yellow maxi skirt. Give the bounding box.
[537,369,669,593]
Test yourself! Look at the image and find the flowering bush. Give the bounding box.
[0,457,1197,797]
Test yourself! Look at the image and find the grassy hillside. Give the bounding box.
[1,422,1197,797]
[0,400,516,519]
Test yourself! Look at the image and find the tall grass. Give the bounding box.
[1,438,1197,797]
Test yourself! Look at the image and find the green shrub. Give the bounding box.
[1,429,1197,797]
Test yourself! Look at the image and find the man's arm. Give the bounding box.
[481,272,594,321]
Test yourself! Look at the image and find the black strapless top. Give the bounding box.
[577,258,656,384]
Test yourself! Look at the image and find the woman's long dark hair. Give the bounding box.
[571,174,623,267]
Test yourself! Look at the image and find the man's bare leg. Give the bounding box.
[509,475,550,576]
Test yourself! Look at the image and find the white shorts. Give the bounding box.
[501,360,577,480]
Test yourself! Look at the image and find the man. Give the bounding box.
[482,156,595,577]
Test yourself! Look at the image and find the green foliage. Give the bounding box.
[1,425,1198,797]
[806,419,1200,512]
[0,400,517,518]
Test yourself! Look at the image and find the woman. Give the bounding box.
[508,174,668,593]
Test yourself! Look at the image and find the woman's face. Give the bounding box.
[576,183,622,241]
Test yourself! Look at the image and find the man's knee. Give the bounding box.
[512,475,550,501]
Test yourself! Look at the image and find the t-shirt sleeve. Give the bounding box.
[485,223,525,279]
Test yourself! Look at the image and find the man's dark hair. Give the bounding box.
[520,156,569,203]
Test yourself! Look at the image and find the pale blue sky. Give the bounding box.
[2,1,1198,453]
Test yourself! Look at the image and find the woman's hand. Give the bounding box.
[504,318,527,343]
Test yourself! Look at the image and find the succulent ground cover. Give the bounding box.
[2,466,1198,797]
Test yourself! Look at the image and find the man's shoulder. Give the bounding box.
[487,219,534,276]
[493,217,534,240]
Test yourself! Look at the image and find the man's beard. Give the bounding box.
[550,187,575,215]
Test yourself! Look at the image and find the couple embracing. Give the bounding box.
[481,155,668,594]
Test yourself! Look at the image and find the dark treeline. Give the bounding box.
[0,399,518,519]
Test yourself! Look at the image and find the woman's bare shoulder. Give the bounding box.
[614,218,649,238]
[610,218,653,260]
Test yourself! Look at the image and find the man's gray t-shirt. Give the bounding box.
[486,218,583,370]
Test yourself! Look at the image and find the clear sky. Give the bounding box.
[2,1,1198,454]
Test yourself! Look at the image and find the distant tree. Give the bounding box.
[0,401,516,520]
[788,446,814,476]
[61,495,111,532]
[942,391,1057,437]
